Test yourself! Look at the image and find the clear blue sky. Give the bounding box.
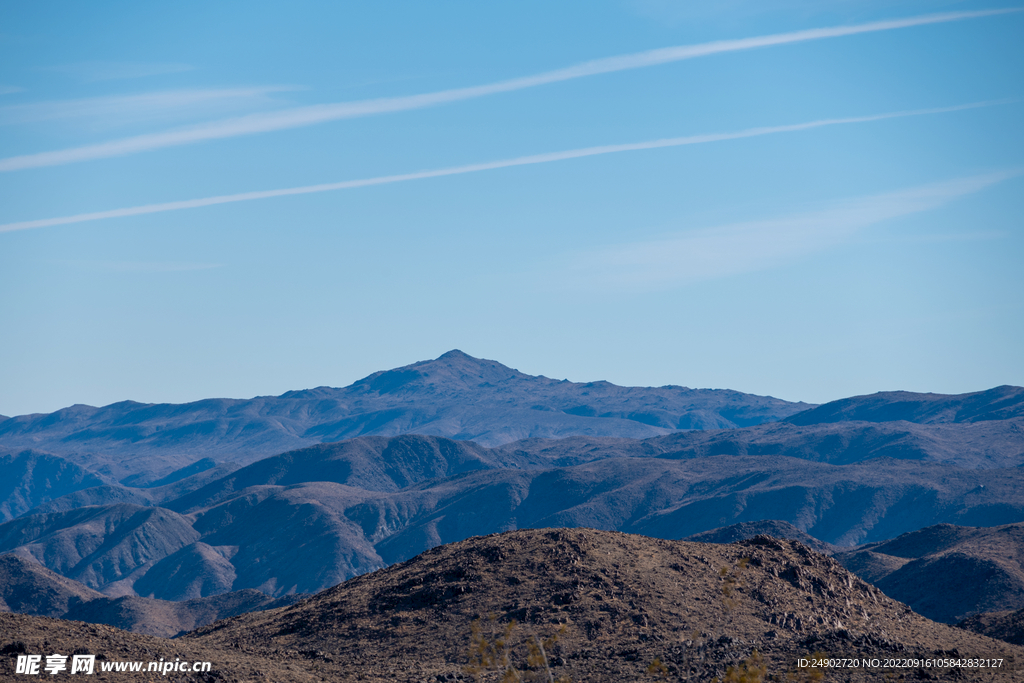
[1,0,1022,416]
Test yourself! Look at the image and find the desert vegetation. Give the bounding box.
[465,615,571,683]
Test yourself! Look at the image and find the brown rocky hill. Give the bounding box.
[187,528,1022,682]
[2,529,1020,681]
[835,523,1024,624]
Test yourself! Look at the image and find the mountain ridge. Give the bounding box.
[787,385,1024,425]
[0,553,305,637]
[0,350,812,483]
[834,522,1024,623]
[5,433,1024,602]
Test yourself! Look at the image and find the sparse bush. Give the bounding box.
[717,557,750,650]
[645,657,669,679]
[466,615,517,681]
[464,614,571,683]
[719,557,750,614]
[713,649,766,683]
[711,560,772,683]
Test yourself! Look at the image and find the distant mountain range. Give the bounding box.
[0,348,1018,490]
[1,350,1022,644]
[0,554,305,637]
[788,384,1024,425]
[683,519,839,555]
[960,608,1024,646]
[3,417,1023,603]
[0,350,811,483]
[834,522,1024,623]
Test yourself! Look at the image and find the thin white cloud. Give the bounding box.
[41,61,195,82]
[0,101,1004,235]
[563,171,1021,290]
[0,86,24,96]
[1,8,1016,173]
[0,87,301,127]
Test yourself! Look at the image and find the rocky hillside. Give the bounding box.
[187,528,1021,682]
[3,529,1020,681]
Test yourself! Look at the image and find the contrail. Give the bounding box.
[0,8,1017,173]
[0,101,1002,234]
[564,170,1020,290]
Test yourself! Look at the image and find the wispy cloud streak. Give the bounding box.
[0,87,300,126]
[0,8,1016,172]
[564,170,1021,290]
[0,101,1002,234]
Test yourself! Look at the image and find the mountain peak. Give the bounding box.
[437,349,473,360]
[0,353,812,469]
[406,349,531,387]
[429,349,517,373]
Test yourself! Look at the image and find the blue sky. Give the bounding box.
[1,0,1022,415]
